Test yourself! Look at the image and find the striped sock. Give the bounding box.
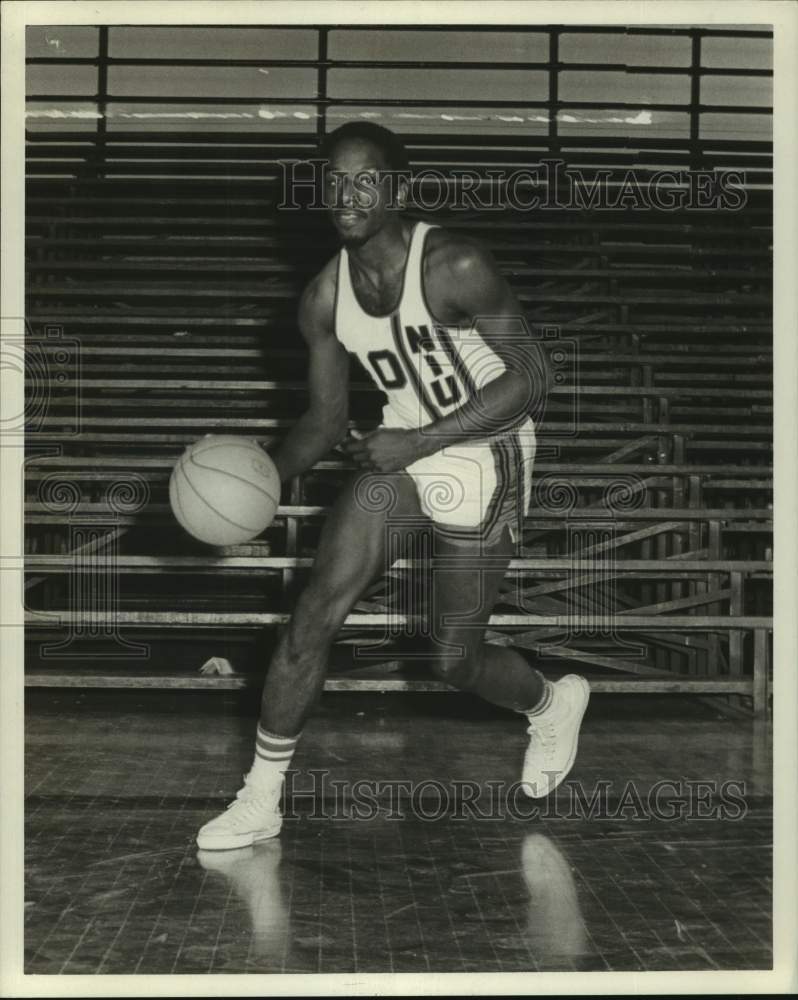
[248,725,299,791]
[524,673,554,716]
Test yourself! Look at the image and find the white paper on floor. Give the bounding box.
[199,656,235,676]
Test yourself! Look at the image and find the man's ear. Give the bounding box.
[396,173,409,208]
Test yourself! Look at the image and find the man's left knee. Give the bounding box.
[428,641,484,690]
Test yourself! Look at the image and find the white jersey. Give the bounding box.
[334,220,519,435]
[332,220,537,545]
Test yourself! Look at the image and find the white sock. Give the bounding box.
[524,673,554,716]
[248,725,299,791]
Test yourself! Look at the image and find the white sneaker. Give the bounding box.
[196,773,283,851]
[522,675,590,798]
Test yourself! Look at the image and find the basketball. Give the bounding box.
[169,435,280,546]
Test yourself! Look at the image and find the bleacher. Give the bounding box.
[23,26,773,713]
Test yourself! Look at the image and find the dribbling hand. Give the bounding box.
[339,427,427,473]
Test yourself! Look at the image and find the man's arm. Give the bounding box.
[411,238,549,456]
[268,265,350,483]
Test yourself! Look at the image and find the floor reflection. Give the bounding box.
[197,841,289,967]
[521,833,590,961]
[194,827,592,971]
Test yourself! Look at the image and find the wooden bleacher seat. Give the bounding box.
[23,129,773,714]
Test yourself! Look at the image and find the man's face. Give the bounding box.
[324,138,405,246]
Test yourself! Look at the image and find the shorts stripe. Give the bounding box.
[483,436,511,537]
[500,427,525,542]
[431,435,509,544]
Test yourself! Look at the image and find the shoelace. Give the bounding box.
[526,718,558,757]
[224,777,275,817]
[233,780,255,803]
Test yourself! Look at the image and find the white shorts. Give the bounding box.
[381,413,537,547]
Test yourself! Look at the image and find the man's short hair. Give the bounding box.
[316,121,411,173]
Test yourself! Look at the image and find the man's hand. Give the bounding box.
[339,427,436,472]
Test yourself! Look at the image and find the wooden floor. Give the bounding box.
[24,691,772,974]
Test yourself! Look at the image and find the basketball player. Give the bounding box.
[197,122,589,850]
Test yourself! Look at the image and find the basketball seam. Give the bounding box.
[187,450,280,510]
[171,459,192,531]
[186,439,262,458]
[178,455,269,535]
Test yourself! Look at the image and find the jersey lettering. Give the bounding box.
[336,224,498,426]
[367,349,407,390]
[431,375,461,408]
[404,324,462,410]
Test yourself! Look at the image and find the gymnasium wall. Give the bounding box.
[23,25,773,707]
[26,25,771,144]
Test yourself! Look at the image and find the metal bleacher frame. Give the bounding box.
[24,24,773,714]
